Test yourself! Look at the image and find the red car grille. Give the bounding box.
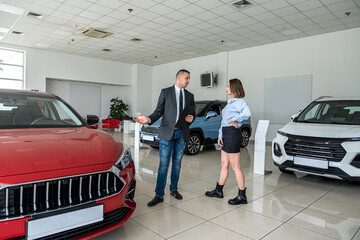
[0,172,125,220]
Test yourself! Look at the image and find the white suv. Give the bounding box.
[272,97,360,181]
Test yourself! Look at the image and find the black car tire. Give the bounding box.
[185,133,201,155]
[279,167,294,174]
[240,129,250,148]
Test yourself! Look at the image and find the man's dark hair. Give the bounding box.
[176,69,190,78]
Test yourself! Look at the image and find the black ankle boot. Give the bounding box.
[228,188,247,205]
[205,182,224,198]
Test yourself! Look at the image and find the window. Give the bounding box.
[297,101,360,125]
[0,47,25,90]
[0,92,83,128]
[207,104,221,115]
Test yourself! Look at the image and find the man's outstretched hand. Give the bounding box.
[135,114,150,124]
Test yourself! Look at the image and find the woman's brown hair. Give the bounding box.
[229,78,245,98]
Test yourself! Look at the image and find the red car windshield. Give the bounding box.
[0,92,84,128]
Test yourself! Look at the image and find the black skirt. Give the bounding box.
[222,126,242,153]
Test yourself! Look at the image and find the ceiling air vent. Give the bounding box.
[11,31,24,35]
[232,0,252,9]
[80,27,113,39]
[130,38,142,42]
[27,12,44,19]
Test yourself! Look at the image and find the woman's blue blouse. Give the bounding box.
[218,98,251,138]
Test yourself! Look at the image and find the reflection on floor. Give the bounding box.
[95,132,360,240]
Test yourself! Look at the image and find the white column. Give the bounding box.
[134,122,141,150]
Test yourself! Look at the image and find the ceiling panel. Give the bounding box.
[0,0,359,65]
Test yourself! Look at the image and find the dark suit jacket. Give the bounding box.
[148,86,196,143]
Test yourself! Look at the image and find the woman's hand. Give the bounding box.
[218,137,223,147]
[185,115,194,123]
[229,120,239,128]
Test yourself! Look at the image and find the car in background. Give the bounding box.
[272,96,360,181]
[141,100,252,155]
[0,89,136,239]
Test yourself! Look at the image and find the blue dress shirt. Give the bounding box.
[218,98,251,138]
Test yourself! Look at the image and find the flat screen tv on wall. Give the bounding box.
[200,72,215,88]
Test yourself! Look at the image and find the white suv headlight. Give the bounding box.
[114,144,133,170]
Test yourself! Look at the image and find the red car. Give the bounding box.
[0,89,136,239]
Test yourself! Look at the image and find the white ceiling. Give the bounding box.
[0,0,359,66]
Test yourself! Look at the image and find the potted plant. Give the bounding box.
[102,97,129,130]
[108,97,129,120]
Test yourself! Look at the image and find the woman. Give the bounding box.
[205,78,251,205]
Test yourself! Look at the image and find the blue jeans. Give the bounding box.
[155,129,186,198]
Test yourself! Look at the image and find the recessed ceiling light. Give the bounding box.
[35,43,50,48]
[0,27,10,34]
[182,51,195,55]
[27,12,44,19]
[0,4,25,15]
[53,30,72,36]
[219,0,237,3]
[281,29,301,36]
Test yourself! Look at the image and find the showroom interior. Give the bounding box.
[0,0,360,239]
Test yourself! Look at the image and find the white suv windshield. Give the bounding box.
[0,93,84,128]
[296,100,360,125]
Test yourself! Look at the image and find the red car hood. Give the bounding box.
[0,127,122,180]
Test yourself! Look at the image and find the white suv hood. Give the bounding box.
[280,121,360,138]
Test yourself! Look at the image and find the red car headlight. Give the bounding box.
[114,144,133,170]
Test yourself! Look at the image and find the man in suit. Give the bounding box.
[136,69,196,207]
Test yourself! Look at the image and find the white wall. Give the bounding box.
[0,43,132,91]
[229,27,360,140]
[151,27,360,141]
[46,79,130,119]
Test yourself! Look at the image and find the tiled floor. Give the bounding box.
[95,132,360,240]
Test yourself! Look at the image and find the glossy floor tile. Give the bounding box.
[175,196,235,220]
[210,208,283,239]
[288,209,359,240]
[132,206,204,238]
[168,222,251,240]
[94,132,360,240]
[262,223,337,240]
[243,197,303,221]
[95,219,163,240]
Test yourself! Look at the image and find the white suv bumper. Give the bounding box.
[272,132,360,181]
